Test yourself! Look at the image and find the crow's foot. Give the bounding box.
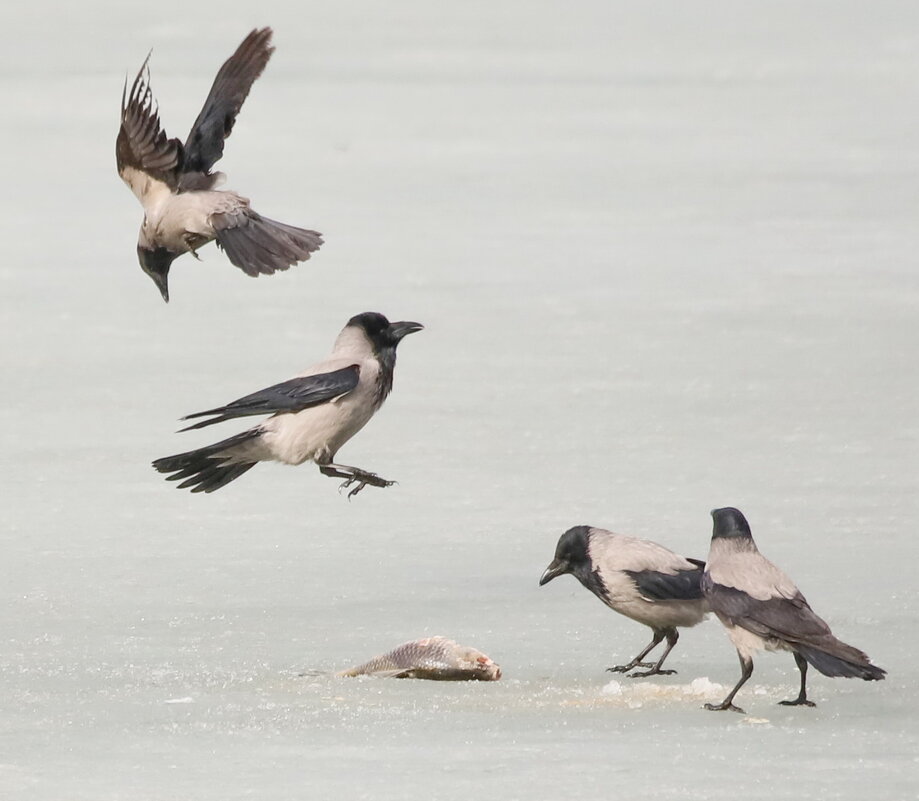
[606,661,655,674]
[704,702,745,714]
[338,471,396,499]
[320,464,396,498]
[778,698,816,708]
[629,667,676,678]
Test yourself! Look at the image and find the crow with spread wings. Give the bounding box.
[116,28,323,301]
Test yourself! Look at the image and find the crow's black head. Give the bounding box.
[348,312,424,354]
[710,507,753,540]
[539,525,593,586]
[137,245,178,303]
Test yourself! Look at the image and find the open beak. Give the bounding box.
[539,559,568,586]
[389,320,424,340]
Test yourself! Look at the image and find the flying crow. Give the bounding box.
[116,27,323,301]
[153,312,422,496]
[540,526,709,677]
[702,507,886,713]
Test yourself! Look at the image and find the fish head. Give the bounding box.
[474,654,502,681]
[457,646,502,681]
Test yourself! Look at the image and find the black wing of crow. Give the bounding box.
[625,563,706,602]
[178,365,360,431]
[116,55,184,193]
[704,580,830,643]
[182,27,275,176]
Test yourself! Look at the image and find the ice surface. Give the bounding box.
[1,0,917,799]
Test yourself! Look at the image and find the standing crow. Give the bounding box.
[540,526,708,677]
[702,507,886,713]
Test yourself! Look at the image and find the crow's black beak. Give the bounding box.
[389,321,424,340]
[137,245,177,303]
[539,559,568,586]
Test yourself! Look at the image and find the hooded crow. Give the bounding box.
[116,27,323,301]
[702,507,886,713]
[539,526,709,677]
[152,312,422,496]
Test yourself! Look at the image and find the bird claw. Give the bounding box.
[778,698,816,708]
[606,661,655,673]
[337,472,396,499]
[704,702,745,714]
[628,668,677,678]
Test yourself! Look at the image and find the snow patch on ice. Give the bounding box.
[600,676,727,704]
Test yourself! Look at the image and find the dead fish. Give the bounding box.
[338,636,502,681]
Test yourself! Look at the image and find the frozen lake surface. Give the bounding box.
[1,1,917,798]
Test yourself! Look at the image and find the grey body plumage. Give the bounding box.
[540,526,709,677]
[116,28,322,301]
[152,312,422,496]
[702,507,886,713]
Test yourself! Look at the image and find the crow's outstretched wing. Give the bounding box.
[116,56,183,199]
[182,27,274,176]
[179,365,360,430]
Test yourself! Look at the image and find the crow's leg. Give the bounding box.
[629,629,680,678]
[705,652,753,714]
[319,463,396,498]
[778,652,816,707]
[607,630,664,674]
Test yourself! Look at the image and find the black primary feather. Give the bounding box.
[705,582,828,640]
[705,581,886,680]
[116,54,183,185]
[179,365,360,431]
[625,563,706,602]
[182,28,275,176]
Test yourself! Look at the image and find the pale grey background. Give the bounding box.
[1,1,917,798]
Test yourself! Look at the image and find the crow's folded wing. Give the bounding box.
[705,579,830,643]
[625,563,706,602]
[179,365,360,430]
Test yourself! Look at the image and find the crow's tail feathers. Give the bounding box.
[213,208,323,276]
[152,430,260,493]
[795,641,886,681]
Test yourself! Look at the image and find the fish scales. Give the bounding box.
[339,636,501,681]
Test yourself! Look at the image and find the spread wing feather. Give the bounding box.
[182,28,274,176]
[116,55,183,195]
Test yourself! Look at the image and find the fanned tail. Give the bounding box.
[213,208,323,276]
[152,429,261,493]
